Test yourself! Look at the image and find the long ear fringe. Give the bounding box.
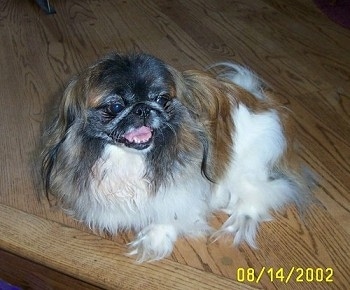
[167,66,235,183]
[40,77,82,199]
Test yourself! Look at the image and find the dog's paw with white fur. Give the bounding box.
[128,224,177,263]
[212,177,294,247]
[212,211,270,248]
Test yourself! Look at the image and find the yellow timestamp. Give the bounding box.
[236,267,334,283]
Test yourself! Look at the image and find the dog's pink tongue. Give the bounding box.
[124,126,152,142]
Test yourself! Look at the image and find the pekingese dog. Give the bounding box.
[41,52,311,262]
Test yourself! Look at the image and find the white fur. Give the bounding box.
[76,145,213,262]
[128,224,178,262]
[211,62,266,99]
[211,105,296,247]
[208,64,299,247]
[90,146,150,207]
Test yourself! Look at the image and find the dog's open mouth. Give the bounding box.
[122,126,153,150]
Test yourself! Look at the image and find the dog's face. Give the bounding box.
[43,53,211,197]
[75,54,182,151]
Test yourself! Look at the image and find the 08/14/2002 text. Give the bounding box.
[236,267,334,283]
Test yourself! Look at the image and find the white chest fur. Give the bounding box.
[90,144,150,206]
[80,143,212,234]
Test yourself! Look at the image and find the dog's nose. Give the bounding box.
[134,104,151,118]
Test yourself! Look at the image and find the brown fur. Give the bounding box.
[170,68,305,186]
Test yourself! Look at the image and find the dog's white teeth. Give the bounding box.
[123,126,152,144]
[132,137,148,143]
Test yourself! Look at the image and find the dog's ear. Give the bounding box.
[60,76,88,130]
[41,75,86,197]
[165,65,192,109]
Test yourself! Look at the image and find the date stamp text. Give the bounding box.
[237,267,334,283]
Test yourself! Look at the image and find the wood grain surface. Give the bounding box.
[0,204,255,290]
[0,0,349,289]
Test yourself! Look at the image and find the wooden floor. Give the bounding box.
[0,0,349,289]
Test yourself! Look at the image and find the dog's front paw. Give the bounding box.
[128,224,177,263]
[212,212,270,248]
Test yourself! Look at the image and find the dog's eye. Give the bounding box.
[107,103,124,115]
[156,94,170,107]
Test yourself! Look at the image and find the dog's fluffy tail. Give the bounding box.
[209,62,266,100]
